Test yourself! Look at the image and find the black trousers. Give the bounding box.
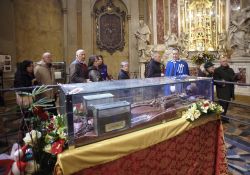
[219,100,229,116]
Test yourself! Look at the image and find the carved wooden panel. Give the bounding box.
[94,0,126,54]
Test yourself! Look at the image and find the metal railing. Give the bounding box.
[213,79,250,122]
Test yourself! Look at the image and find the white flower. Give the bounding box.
[216,105,224,113]
[193,109,201,119]
[44,144,52,153]
[209,102,216,111]
[183,100,224,122]
[23,130,41,146]
[57,127,67,140]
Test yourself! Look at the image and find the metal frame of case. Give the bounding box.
[59,76,213,147]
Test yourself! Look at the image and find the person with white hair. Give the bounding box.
[69,49,88,83]
[118,61,130,80]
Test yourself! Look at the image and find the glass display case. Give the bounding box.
[59,76,213,147]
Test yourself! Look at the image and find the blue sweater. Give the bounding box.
[165,60,189,76]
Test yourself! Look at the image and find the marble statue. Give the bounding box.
[135,20,151,59]
[228,6,250,56]
[218,31,227,51]
[164,31,178,49]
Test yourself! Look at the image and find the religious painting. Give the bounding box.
[94,0,126,54]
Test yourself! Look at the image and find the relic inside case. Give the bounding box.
[90,101,131,135]
[83,93,114,115]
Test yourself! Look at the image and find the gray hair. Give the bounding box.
[76,49,85,56]
[120,61,128,68]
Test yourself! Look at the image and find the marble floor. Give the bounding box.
[223,104,250,175]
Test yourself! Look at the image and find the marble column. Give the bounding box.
[128,0,140,75]
[77,0,82,48]
[164,0,169,35]
[67,0,78,61]
[82,0,93,58]
[169,0,178,35]
[157,0,164,44]
[61,0,68,63]
[152,0,157,45]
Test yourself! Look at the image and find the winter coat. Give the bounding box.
[88,66,102,82]
[14,71,35,92]
[69,59,88,83]
[118,69,130,80]
[146,59,162,78]
[99,64,108,80]
[34,60,55,98]
[213,65,235,101]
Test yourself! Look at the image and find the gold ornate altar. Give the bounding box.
[179,0,226,52]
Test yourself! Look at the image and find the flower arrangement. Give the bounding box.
[43,114,67,155]
[0,86,68,175]
[23,86,68,156]
[190,52,216,65]
[182,100,224,122]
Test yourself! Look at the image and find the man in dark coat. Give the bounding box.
[69,49,88,83]
[118,61,130,80]
[146,52,162,78]
[213,56,236,115]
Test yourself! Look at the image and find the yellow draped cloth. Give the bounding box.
[56,114,220,175]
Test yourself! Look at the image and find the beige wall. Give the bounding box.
[14,0,64,62]
[0,0,16,68]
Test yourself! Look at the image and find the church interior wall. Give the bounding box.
[0,0,16,77]
[14,0,64,63]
